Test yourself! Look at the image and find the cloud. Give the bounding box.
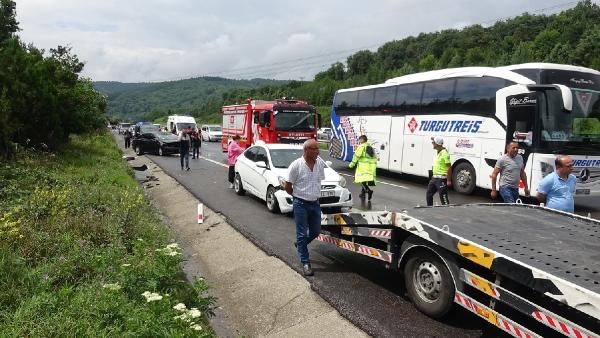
[15,0,586,82]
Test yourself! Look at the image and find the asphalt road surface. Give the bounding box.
[142,140,598,338]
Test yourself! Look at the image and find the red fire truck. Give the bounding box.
[221,98,321,151]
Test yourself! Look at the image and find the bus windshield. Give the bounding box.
[538,89,600,153]
[273,111,315,131]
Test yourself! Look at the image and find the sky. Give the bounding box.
[14,0,593,83]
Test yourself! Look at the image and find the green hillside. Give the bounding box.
[94,77,289,122]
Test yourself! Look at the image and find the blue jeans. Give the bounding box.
[293,197,321,264]
[499,185,519,203]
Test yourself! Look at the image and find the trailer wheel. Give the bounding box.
[266,186,280,213]
[404,251,455,318]
[234,173,245,195]
[452,162,476,194]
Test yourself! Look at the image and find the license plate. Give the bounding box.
[321,191,335,197]
[575,189,590,195]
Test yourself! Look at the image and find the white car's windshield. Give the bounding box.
[269,149,304,168]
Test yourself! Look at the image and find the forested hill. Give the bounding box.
[98,0,600,124]
[94,77,288,121]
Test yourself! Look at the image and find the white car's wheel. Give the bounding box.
[234,173,245,195]
[266,186,280,213]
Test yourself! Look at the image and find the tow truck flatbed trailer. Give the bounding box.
[318,203,600,338]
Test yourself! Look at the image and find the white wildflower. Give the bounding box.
[188,308,202,318]
[173,303,187,311]
[121,263,131,267]
[141,291,163,302]
[102,283,121,290]
[166,243,180,249]
[190,323,203,331]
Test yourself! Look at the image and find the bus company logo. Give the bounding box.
[419,120,482,133]
[455,139,474,148]
[570,78,595,85]
[573,159,600,167]
[407,117,419,133]
[509,97,536,106]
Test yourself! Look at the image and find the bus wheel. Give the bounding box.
[404,250,455,318]
[452,162,476,194]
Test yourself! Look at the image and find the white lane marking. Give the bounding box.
[199,155,228,168]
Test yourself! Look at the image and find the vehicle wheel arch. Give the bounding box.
[234,172,245,195]
[451,159,477,195]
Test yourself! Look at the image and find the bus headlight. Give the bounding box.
[339,176,347,188]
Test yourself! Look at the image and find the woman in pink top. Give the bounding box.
[227,135,244,188]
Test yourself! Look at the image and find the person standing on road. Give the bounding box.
[124,129,132,149]
[191,128,201,159]
[227,135,244,189]
[349,135,377,200]
[283,139,326,276]
[490,142,530,203]
[536,155,576,213]
[178,127,191,171]
[426,136,452,206]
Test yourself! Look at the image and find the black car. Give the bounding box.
[132,131,180,156]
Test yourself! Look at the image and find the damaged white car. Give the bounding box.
[233,143,353,213]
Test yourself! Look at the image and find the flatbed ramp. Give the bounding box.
[405,203,600,296]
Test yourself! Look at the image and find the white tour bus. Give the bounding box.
[330,63,600,200]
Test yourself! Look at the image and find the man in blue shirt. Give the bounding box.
[536,155,576,213]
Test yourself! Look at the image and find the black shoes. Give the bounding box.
[368,190,373,200]
[302,263,314,276]
[186,167,191,171]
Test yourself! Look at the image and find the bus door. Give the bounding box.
[505,93,537,188]
[388,116,406,172]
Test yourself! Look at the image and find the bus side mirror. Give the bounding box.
[527,84,573,112]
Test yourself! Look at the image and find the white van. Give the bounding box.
[201,124,222,142]
[167,115,197,135]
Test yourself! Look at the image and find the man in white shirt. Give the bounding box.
[284,139,325,276]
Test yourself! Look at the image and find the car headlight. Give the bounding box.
[338,175,347,188]
[278,176,286,188]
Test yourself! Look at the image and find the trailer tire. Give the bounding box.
[404,250,455,318]
[234,173,245,195]
[452,162,476,194]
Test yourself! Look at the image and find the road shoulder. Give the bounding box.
[128,153,369,337]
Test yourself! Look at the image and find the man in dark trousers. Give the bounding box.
[178,127,191,171]
[426,136,452,206]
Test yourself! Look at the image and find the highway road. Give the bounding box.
[144,140,599,338]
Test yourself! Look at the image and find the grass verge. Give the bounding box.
[0,131,215,337]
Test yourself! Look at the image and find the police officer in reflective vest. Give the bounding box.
[349,135,377,200]
[426,136,452,206]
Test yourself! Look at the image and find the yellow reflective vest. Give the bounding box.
[349,142,377,184]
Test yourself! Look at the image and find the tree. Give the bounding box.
[347,50,374,77]
[0,0,18,44]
